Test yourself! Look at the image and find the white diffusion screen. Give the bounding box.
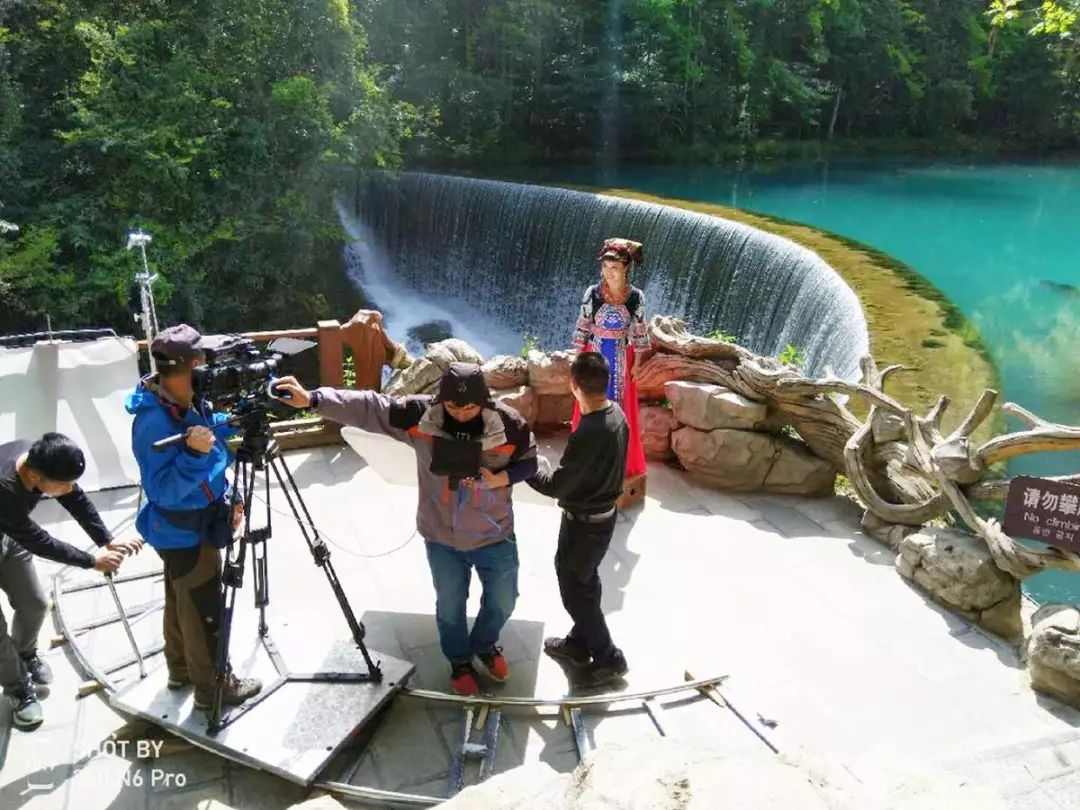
[0,337,140,491]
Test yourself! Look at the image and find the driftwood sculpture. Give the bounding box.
[640,316,1080,581]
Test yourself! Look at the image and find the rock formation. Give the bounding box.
[896,527,1022,640]
[1029,604,1080,708]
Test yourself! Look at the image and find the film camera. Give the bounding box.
[193,334,314,409]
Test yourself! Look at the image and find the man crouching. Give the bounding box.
[126,325,261,711]
[274,364,537,696]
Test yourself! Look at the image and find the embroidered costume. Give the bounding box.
[571,238,649,480]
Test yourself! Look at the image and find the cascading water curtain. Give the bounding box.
[349,172,869,380]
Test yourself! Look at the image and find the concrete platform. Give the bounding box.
[1,433,1079,809]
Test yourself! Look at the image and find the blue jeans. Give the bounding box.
[424,538,519,664]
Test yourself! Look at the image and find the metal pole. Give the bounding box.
[127,230,159,374]
[139,240,159,335]
[105,573,146,678]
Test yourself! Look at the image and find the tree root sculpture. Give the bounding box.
[643,316,1080,579]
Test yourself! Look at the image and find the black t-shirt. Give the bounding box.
[529,404,629,513]
[443,413,484,441]
[0,440,112,569]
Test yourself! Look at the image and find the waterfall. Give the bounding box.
[343,172,869,379]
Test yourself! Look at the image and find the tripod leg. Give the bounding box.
[269,455,381,680]
[209,456,252,733]
[252,467,271,637]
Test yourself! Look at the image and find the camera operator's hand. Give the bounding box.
[92,548,125,574]
[479,467,510,489]
[271,376,311,409]
[108,537,144,556]
[185,425,215,454]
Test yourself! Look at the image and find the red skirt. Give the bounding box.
[571,344,648,479]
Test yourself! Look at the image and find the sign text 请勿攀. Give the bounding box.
[1003,476,1080,554]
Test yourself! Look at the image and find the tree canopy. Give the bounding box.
[0,0,413,333]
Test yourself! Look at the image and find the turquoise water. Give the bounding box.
[506,159,1080,602]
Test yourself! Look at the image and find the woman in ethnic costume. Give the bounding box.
[571,238,649,483]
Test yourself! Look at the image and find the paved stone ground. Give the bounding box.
[1,431,1079,809]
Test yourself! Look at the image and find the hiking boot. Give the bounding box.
[193,675,263,710]
[8,684,44,730]
[22,653,53,686]
[450,662,480,697]
[579,650,629,689]
[476,647,510,683]
[543,636,590,667]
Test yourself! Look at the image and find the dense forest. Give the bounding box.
[363,0,1080,163]
[1,0,1078,334]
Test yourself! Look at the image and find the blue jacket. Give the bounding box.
[126,382,236,549]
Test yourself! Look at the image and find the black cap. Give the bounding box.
[437,363,491,407]
[150,324,204,368]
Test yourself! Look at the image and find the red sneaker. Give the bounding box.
[450,662,480,696]
[477,647,510,683]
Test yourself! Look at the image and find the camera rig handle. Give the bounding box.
[151,432,188,451]
[151,413,250,452]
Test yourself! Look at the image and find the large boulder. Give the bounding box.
[526,350,573,395]
[535,392,574,427]
[383,358,443,397]
[671,427,835,496]
[384,340,485,396]
[482,355,529,389]
[1028,604,1080,709]
[493,386,537,425]
[640,405,678,460]
[436,739,1005,810]
[665,381,768,431]
[427,338,484,370]
[896,527,1021,641]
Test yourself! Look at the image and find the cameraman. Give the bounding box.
[274,363,538,696]
[125,324,261,711]
[0,434,133,730]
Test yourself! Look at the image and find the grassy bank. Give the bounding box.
[571,185,1000,435]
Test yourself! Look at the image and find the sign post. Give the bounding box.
[1003,476,1080,553]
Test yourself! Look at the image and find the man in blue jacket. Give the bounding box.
[126,324,261,711]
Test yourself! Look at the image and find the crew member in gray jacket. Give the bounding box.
[274,363,537,696]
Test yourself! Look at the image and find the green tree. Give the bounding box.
[0,0,413,333]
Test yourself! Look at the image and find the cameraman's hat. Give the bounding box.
[150,324,204,368]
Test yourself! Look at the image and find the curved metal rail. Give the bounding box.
[397,673,728,708]
[52,572,123,693]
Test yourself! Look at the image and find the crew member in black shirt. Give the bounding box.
[0,434,136,729]
[529,352,630,687]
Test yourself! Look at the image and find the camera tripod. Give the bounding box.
[208,400,382,734]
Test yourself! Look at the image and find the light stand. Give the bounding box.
[126,230,160,374]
